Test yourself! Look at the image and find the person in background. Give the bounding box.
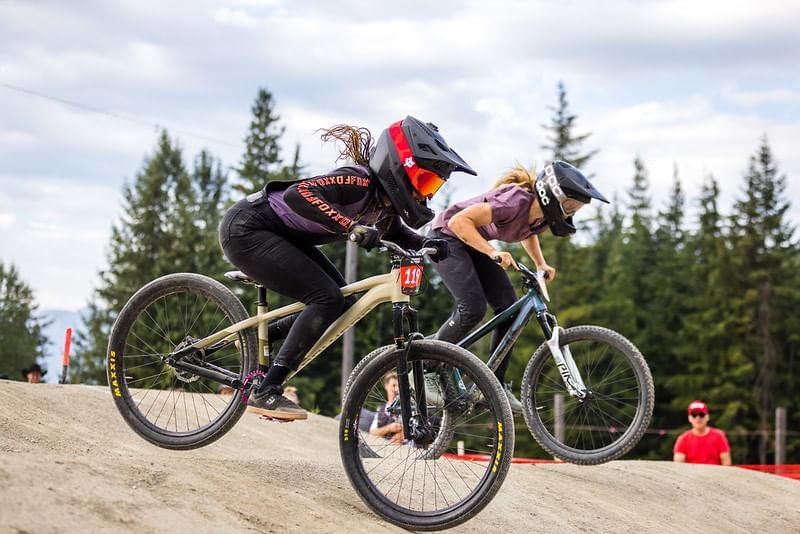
[21,363,46,384]
[370,372,404,443]
[217,383,235,396]
[282,386,299,405]
[429,161,608,413]
[673,400,732,466]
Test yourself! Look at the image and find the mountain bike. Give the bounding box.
[106,239,514,531]
[346,261,654,465]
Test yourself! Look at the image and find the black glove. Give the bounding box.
[421,238,449,262]
[348,224,381,250]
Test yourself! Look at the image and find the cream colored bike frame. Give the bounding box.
[188,268,409,380]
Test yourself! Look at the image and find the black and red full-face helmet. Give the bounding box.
[535,160,609,236]
[369,116,476,228]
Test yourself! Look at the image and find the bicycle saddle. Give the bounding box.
[224,270,257,285]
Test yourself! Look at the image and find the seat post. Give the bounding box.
[256,285,270,369]
[257,286,268,308]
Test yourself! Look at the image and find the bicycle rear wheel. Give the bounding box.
[340,340,513,531]
[107,273,257,450]
[521,325,654,465]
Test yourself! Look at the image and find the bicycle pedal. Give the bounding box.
[258,415,295,423]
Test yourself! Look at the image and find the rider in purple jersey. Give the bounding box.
[219,117,476,420]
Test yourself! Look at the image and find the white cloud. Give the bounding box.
[1,0,800,311]
[722,87,800,107]
[0,212,15,229]
[0,174,120,308]
[212,8,260,28]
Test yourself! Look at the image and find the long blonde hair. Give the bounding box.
[491,164,537,191]
[317,124,375,166]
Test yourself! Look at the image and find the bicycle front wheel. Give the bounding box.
[340,340,514,531]
[107,273,257,450]
[521,325,654,465]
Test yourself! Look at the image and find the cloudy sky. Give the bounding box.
[1,0,799,313]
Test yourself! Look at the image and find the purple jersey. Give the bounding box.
[432,184,547,242]
[267,165,383,238]
[263,165,425,248]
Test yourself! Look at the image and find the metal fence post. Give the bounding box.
[554,393,565,444]
[340,240,358,401]
[775,406,786,465]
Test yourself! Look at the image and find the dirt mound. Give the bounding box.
[1,381,798,533]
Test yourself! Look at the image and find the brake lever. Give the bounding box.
[536,271,550,302]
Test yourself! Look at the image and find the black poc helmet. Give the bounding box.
[369,116,476,228]
[535,160,609,236]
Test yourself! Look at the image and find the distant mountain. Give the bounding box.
[39,308,85,384]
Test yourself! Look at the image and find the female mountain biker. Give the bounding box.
[219,116,476,420]
[428,160,608,413]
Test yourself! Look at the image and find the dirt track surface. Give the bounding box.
[1,381,799,533]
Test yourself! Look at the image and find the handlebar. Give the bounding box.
[348,230,437,259]
[379,239,438,258]
[491,256,551,302]
[491,255,548,279]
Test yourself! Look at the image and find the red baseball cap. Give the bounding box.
[687,400,708,415]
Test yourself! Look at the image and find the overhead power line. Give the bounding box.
[0,81,244,150]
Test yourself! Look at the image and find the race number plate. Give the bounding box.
[400,260,424,295]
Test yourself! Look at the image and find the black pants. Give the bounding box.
[430,230,517,382]
[219,194,350,371]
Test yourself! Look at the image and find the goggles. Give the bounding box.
[411,169,446,198]
[389,120,447,199]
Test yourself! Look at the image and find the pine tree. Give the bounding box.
[539,81,598,312]
[235,88,303,194]
[727,137,798,463]
[0,261,50,379]
[648,166,689,348]
[622,156,655,338]
[666,174,747,455]
[642,165,693,457]
[540,81,598,169]
[71,132,231,384]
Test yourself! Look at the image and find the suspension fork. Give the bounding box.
[535,311,588,399]
[391,303,433,445]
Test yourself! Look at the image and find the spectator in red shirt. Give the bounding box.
[673,400,732,466]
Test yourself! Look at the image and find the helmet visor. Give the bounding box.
[411,169,446,198]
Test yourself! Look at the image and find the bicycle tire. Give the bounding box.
[107,273,257,450]
[340,340,514,530]
[341,344,394,404]
[520,325,654,465]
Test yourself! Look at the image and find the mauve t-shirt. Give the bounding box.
[431,184,547,242]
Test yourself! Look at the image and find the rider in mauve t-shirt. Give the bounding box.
[428,161,609,413]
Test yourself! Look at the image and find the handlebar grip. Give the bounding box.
[492,255,502,264]
[420,247,438,256]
